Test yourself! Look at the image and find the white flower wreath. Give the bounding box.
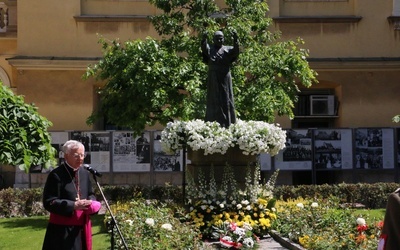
[161,119,286,156]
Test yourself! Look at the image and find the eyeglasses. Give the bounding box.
[72,153,87,159]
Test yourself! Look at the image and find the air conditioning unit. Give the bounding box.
[310,95,335,116]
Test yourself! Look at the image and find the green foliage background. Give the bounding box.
[85,0,318,135]
[0,83,56,172]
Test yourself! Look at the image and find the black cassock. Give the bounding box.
[202,41,239,128]
[42,163,96,250]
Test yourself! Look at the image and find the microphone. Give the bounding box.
[83,164,102,177]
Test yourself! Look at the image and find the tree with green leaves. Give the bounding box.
[0,83,56,172]
[84,0,318,135]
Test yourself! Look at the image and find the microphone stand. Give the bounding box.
[90,172,129,250]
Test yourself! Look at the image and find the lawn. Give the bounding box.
[0,214,110,250]
[353,208,386,220]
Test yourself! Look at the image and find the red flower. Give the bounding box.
[357,224,368,233]
[376,221,384,230]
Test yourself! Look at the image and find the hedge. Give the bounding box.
[0,182,398,217]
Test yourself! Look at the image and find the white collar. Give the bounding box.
[65,162,79,172]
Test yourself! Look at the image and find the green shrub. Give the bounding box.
[101,184,183,204]
[272,198,383,249]
[274,182,399,209]
[0,188,47,217]
[106,199,203,250]
[0,182,397,218]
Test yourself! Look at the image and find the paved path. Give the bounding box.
[204,235,290,249]
[258,236,289,249]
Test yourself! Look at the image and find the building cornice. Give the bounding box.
[6,56,400,71]
[308,58,400,71]
[7,56,101,70]
[74,15,150,22]
[272,15,362,23]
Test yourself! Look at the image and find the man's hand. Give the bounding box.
[74,199,92,210]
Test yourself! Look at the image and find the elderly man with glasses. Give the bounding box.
[42,140,101,250]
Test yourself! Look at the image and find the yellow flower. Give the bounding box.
[299,235,310,248]
[259,218,271,227]
[267,212,277,220]
[258,198,268,205]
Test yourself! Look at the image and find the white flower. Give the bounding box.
[234,227,246,236]
[311,202,319,208]
[243,237,255,248]
[356,218,366,226]
[161,223,173,231]
[145,218,155,226]
[242,222,253,231]
[296,203,304,209]
[219,203,225,209]
[236,204,242,209]
[126,219,133,226]
[241,200,250,205]
[245,205,252,211]
[221,235,233,242]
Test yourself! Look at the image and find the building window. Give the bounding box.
[292,89,338,128]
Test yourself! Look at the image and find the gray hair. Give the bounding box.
[62,140,84,154]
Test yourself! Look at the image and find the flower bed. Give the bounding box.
[272,198,384,249]
[186,165,279,243]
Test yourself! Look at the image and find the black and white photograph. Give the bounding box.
[354,128,395,169]
[273,129,313,170]
[313,129,353,170]
[71,131,111,172]
[113,131,151,172]
[50,131,69,168]
[153,131,182,171]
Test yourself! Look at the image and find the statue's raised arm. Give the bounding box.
[201,30,240,128]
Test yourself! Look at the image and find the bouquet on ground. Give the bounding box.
[212,221,259,249]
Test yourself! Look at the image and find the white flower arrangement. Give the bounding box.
[161,119,286,156]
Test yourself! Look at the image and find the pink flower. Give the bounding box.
[229,222,237,231]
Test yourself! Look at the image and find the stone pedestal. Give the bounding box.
[186,147,258,186]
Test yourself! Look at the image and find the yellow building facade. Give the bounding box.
[1,0,400,186]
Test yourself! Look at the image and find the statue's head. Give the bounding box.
[213,31,224,48]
